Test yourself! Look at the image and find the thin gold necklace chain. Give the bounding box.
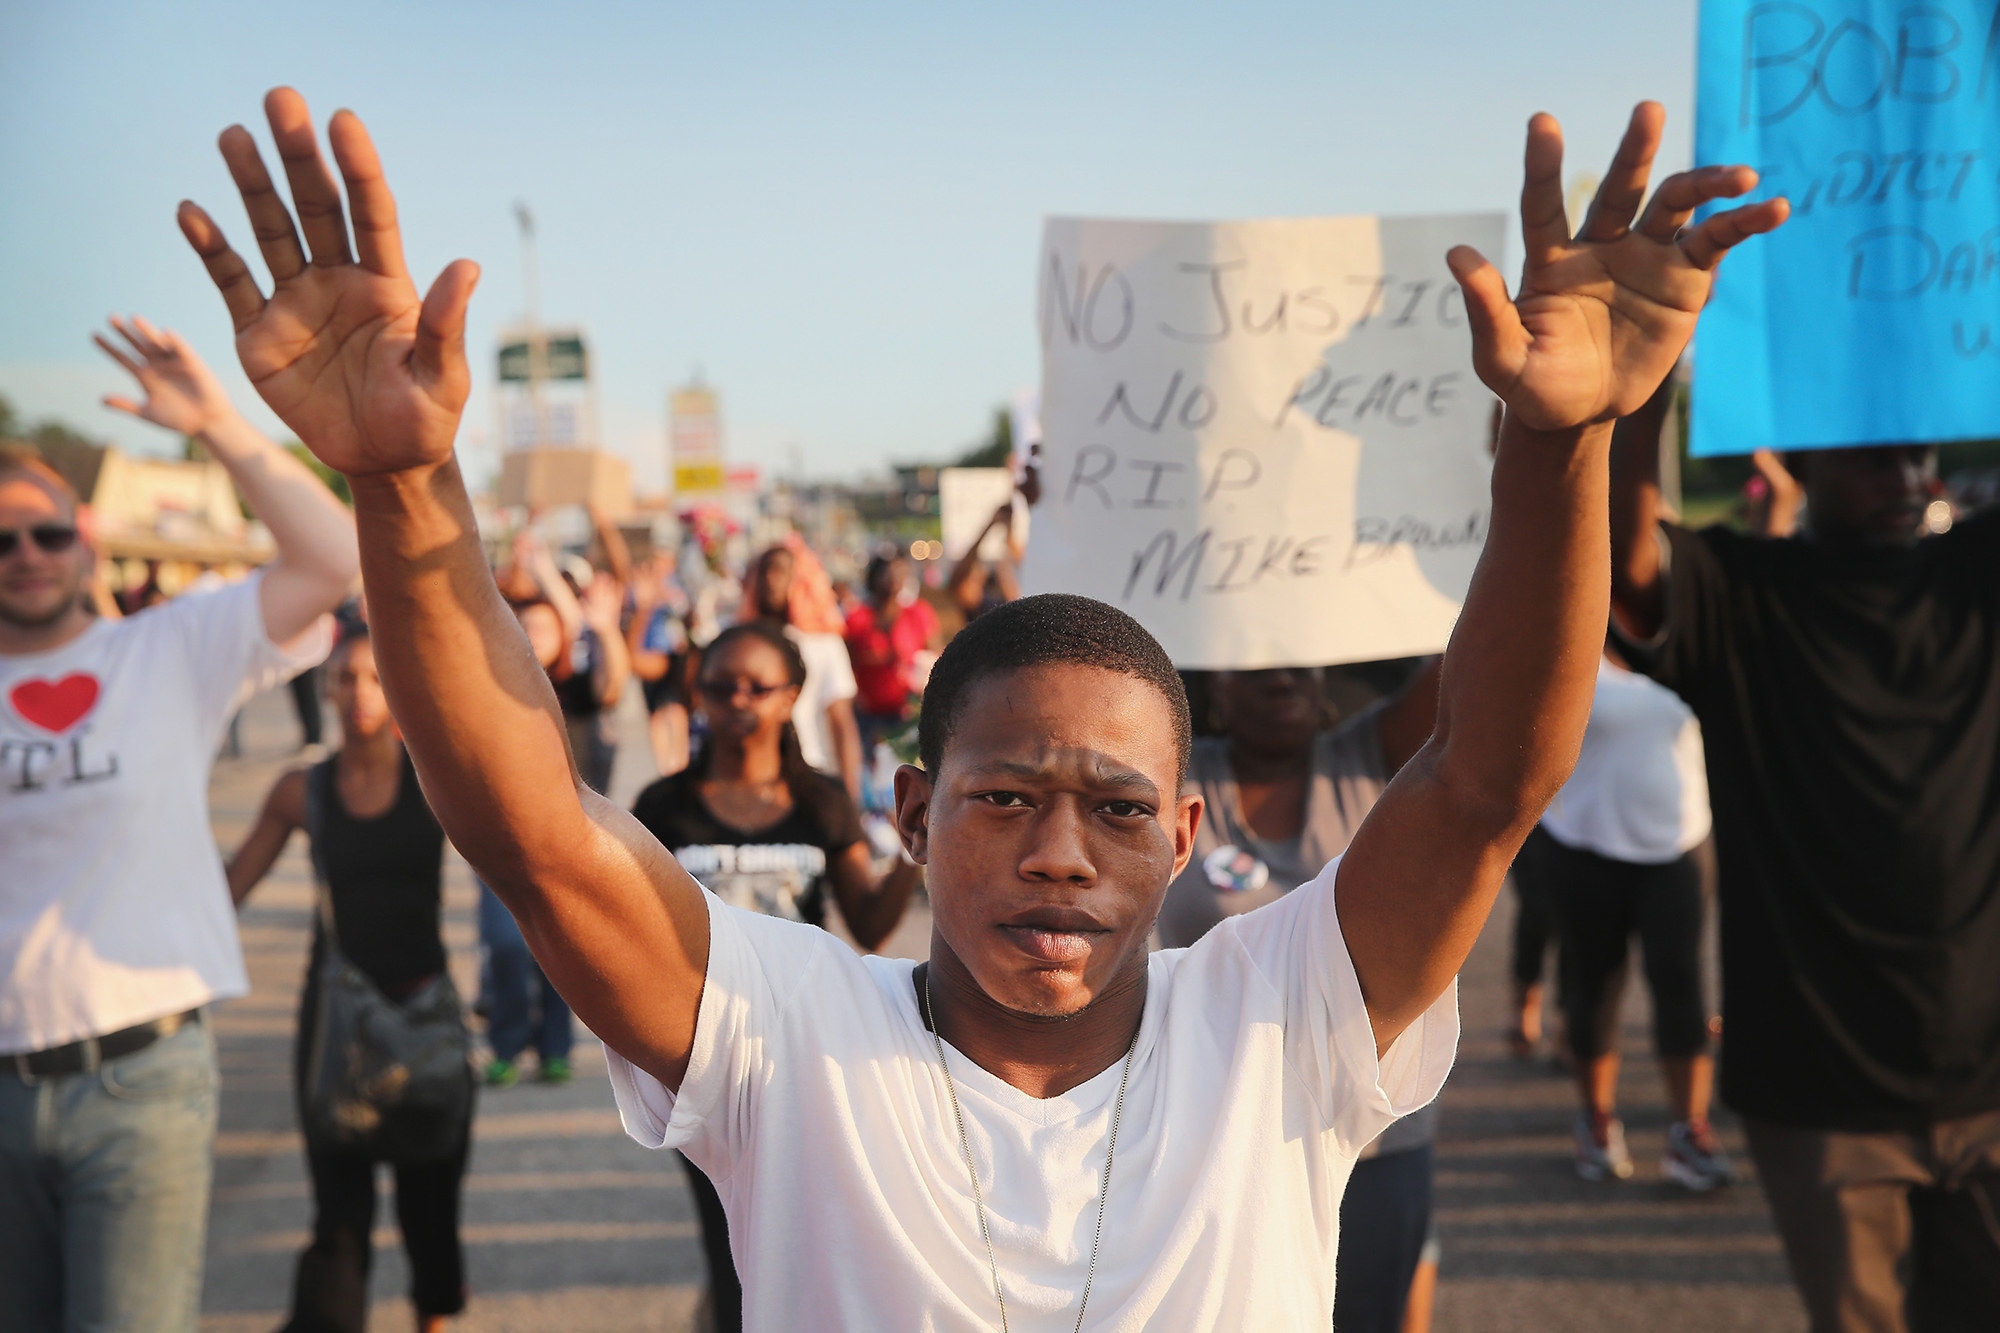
[922,973,1139,1333]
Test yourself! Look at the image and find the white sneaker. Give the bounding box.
[1574,1114,1635,1181]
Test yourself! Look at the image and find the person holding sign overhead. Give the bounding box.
[175,86,1781,1328]
[1611,391,2000,1330]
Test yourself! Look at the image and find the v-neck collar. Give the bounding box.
[892,958,1161,1125]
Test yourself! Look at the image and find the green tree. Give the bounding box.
[955,406,1012,469]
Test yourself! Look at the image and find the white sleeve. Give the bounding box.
[1221,854,1459,1158]
[812,633,858,702]
[146,571,333,744]
[603,890,834,1180]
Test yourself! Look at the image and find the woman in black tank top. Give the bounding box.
[227,624,469,1333]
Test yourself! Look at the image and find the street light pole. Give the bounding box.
[515,201,550,450]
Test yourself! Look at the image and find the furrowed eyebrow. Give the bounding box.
[968,759,1161,804]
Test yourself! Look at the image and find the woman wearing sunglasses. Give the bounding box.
[629,620,918,1331]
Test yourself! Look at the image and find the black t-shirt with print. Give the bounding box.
[631,766,866,928]
[1617,513,2000,1131]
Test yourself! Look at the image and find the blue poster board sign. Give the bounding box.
[1694,1,2000,456]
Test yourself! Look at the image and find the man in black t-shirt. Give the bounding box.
[1610,384,2000,1331]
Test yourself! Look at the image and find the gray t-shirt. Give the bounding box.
[1156,701,1437,1156]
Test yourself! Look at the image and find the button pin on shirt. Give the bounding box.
[1204,844,1271,895]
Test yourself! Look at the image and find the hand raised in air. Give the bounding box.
[180,87,479,477]
[1448,102,1788,432]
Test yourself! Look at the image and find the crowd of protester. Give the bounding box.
[3,87,1996,1333]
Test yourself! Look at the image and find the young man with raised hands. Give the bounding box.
[0,316,356,1333]
[182,87,1782,1328]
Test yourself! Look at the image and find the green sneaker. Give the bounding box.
[539,1056,572,1085]
[483,1058,518,1088]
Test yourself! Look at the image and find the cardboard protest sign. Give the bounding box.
[1693,1,2000,456]
[940,468,1026,561]
[1019,213,1503,670]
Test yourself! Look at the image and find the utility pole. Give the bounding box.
[515,201,550,450]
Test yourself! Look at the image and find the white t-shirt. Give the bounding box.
[786,627,857,776]
[607,855,1457,1330]
[1540,658,1712,864]
[0,574,329,1052]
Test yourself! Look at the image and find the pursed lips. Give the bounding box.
[996,905,1113,964]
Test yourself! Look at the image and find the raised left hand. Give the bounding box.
[95,316,237,438]
[1448,103,1789,432]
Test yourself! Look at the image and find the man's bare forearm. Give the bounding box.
[348,459,591,885]
[1431,414,1609,827]
[202,411,357,587]
[1338,414,1610,1046]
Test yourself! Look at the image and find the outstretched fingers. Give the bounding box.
[413,259,481,400]
[91,331,141,379]
[218,124,307,283]
[111,314,163,364]
[327,110,408,280]
[177,201,267,330]
[1519,113,1571,270]
[1447,245,1527,395]
[264,87,353,268]
[1577,103,1663,243]
[1636,164,1761,242]
[1678,197,1790,270]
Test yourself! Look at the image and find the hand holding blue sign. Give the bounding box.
[1448,103,1789,432]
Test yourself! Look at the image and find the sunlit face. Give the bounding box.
[695,635,799,750]
[897,664,1200,1019]
[0,473,87,633]
[515,602,564,671]
[1798,444,1938,546]
[329,637,392,741]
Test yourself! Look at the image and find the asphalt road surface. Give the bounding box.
[199,685,1805,1331]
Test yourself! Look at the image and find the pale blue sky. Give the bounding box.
[1,1,1699,489]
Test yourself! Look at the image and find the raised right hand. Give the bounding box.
[1448,103,1788,433]
[180,88,479,478]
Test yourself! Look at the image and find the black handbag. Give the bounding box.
[301,779,474,1163]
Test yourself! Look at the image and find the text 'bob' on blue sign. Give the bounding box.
[1693,1,2000,456]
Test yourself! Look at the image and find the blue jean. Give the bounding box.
[0,1016,220,1333]
[478,883,573,1065]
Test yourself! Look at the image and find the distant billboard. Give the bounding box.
[670,385,725,495]
[498,332,589,382]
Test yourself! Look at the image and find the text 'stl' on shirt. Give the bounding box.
[1618,515,2000,1131]
[0,574,329,1052]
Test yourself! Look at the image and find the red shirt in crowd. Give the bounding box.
[843,598,937,717]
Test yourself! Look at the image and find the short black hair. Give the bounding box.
[918,594,1191,784]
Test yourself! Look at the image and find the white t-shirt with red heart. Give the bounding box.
[0,573,328,1053]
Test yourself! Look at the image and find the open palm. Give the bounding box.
[94,315,236,437]
[180,88,480,477]
[1449,103,1788,432]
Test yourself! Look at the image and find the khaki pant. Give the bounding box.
[1746,1110,2000,1333]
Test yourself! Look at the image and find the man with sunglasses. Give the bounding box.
[0,318,357,1333]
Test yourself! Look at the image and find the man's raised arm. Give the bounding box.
[1335,103,1786,1053]
[95,315,357,643]
[180,87,711,1089]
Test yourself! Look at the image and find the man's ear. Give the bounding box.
[1171,791,1204,881]
[891,763,932,864]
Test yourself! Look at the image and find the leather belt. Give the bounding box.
[8,1009,202,1081]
